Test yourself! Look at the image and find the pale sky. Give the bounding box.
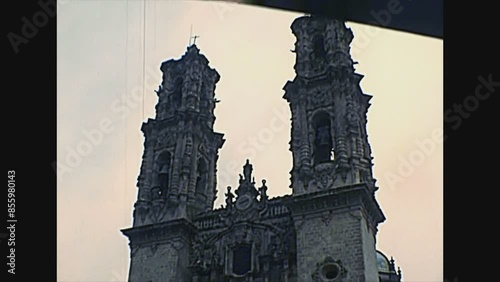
[57,1,442,281]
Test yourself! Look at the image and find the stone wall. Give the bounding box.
[129,241,190,282]
[294,208,377,282]
[360,213,378,282]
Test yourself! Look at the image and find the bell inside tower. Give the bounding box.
[313,112,334,164]
[155,151,171,198]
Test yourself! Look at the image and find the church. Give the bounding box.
[122,15,402,282]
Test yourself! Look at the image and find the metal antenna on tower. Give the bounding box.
[189,24,193,45]
[189,25,200,46]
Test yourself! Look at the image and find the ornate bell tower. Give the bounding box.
[122,44,225,282]
[134,44,224,224]
[284,16,385,281]
[284,16,376,194]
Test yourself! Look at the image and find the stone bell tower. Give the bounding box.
[283,15,386,281]
[122,44,225,282]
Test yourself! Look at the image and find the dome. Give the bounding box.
[376,251,390,272]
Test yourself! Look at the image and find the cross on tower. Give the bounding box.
[190,35,200,46]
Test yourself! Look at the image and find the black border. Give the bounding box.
[4,0,498,281]
[3,0,56,280]
[443,1,496,281]
[235,0,443,38]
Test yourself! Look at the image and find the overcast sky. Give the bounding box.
[57,1,442,281]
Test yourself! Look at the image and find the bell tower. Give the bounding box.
[122,44,224,282]
[134,44,224,224]
[284,15,376,194]
[284,16,385,281]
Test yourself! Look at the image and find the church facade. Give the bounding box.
[122,15,402,282]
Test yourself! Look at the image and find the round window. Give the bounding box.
[320,263,341,281]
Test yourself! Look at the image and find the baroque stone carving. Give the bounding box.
[312,162,335,190]
[219,160,269,226]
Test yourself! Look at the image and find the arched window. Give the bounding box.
[313,35,327,59]
[195,158,208,198]
[313,112,334,164]
[156,151,171,198]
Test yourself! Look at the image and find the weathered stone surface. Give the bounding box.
[129,242,183,282]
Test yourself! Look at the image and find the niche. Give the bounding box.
[313,35,327,59]
[195,158,208,199]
